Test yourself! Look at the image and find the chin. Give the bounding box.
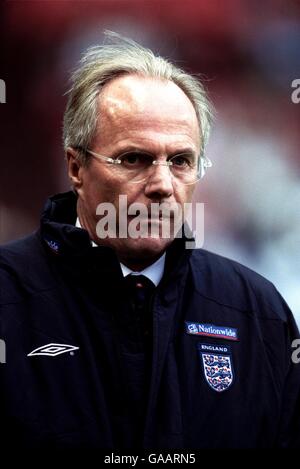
[115,236,173,263]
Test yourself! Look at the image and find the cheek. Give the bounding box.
[185,186,196,203]
[82,168,119,205]
[115,184,145,215]
[175,184,195,206]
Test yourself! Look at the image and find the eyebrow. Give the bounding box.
[113,146,198,159]
[168,148,198,159]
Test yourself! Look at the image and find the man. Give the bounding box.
[0,32,299,449]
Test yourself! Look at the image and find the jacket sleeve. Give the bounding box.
[275,293,300,447]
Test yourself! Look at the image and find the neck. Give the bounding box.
[117,253,163,272]
[77,198,98,242]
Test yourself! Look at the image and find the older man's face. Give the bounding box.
[74,74,200,269]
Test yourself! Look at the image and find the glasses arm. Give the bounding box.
[202,157,212,169]
[198,156,212,179]
[86,149,122,165]
[74,147,121,165]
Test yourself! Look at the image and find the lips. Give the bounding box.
[130,216,174,223]
[128,210,176,220]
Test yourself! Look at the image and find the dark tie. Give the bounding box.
[124,274,155,342]
[122,274,156,445]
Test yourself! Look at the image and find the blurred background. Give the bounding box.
[1,0,300,323]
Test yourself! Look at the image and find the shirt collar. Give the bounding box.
[75,217,165,286]
[119,254,165,287]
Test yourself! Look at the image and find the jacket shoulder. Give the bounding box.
[0,233,55,304]
[190,249,294,323]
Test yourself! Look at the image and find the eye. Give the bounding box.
[170,154,192,168]
[118,152,153,169]
[122,153,140,165]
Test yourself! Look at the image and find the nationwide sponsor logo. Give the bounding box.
[27,343,79,357]
[185,321,238,341]
[197,342,234,392]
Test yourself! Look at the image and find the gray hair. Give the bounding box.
[63,30,214,165]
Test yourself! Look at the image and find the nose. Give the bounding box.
[144,163,174,200]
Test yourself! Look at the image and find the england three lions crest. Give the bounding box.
[198,343,234,392]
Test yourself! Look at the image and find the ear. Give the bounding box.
[66,147,83,191]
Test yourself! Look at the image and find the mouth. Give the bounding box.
[128,215,174,223]
[127,210,176,220]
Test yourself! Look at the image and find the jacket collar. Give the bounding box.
[40,191,91,255]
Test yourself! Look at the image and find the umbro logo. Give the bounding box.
[27,343,79,357]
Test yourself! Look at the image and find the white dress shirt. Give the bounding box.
[75,217,165,286]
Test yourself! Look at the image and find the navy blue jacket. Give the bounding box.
[0,191,299,448]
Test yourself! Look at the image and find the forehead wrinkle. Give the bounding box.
[96,121,200,158]
[99,109,199,142]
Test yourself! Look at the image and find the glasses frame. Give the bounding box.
[74,147,212,184]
